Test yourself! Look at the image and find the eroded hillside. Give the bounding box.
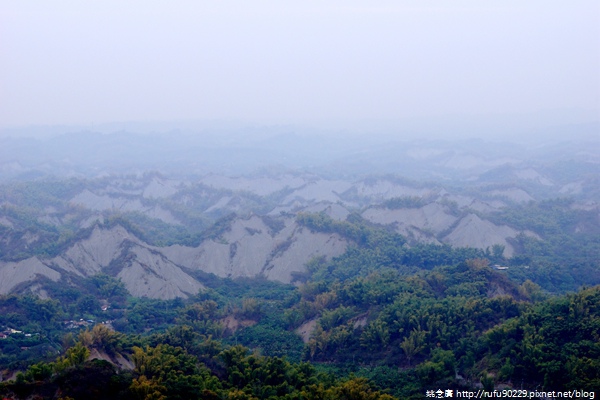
[1,168,598,299]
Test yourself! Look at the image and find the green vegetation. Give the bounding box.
[1,176,599,397]
[1,211,598,397]
[489,199,600,292]
[382,196,428,209]
[2,274,597,398]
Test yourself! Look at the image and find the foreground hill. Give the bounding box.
[1,252,598,397]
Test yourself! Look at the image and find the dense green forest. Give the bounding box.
[1,207,598,399]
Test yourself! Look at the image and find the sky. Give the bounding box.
[1,1,599,130]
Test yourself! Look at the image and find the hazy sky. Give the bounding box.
[1,1,599,129]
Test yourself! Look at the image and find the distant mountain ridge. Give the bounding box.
[1,130,598,187]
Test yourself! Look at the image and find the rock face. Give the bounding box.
[0,217,349,299]
[163,215,348,283]
[70,190,180,225]
[116,246,203,299]
[52,225,135,276]
[362,203,457,241]
[0,257,60,294]
[441,214,518,257]
[361,204,533,256]
[352,180,433,201]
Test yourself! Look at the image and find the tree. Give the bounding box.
[400,328,426,366]
[55,343,90,373]
[491,244,506,263]
[76,294,100,315]
[130,375,167,400]
[361,319,390,351]
[328,377,395,400]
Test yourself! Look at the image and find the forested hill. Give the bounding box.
[0,246,598,398]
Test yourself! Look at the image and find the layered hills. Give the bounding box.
[0,131,598,396]
[1,169,597,299]
[0,131,598,299]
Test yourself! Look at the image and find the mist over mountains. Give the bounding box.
[0,122,598,396]
[0,122,598,185]
[2,1,598,395]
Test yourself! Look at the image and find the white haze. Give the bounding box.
[1,1,598,139]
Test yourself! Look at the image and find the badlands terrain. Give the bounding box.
[0,130,598,299]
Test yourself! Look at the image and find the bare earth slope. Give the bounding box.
[0,217,349,299]
[362,204,534,256]
[163,215,348,283]
[0,257,61,294]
